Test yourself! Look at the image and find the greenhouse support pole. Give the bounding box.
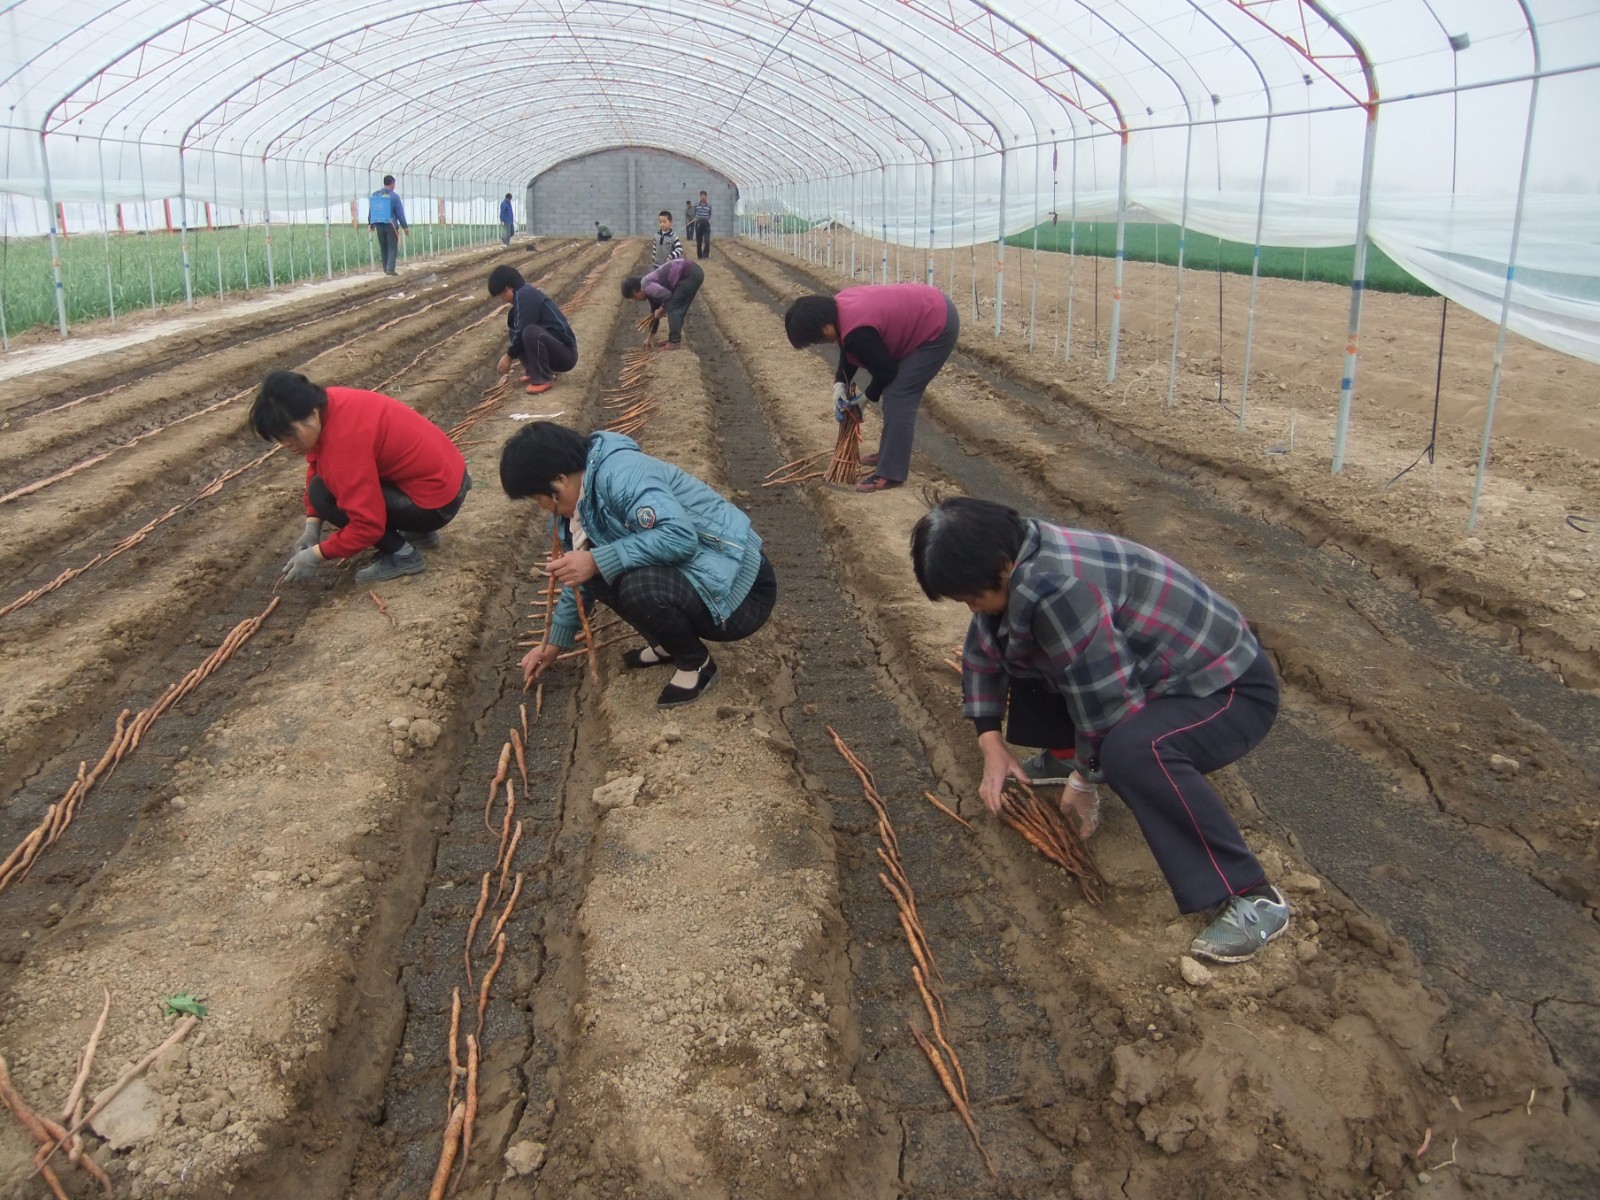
[39,134,70,335]
[177,146,195,308]
[995,145,1007,336]
[1468,70,1541,530]
[136,145,156,308]
[1029,145,1040,352]
[322,163,334,280]
[949,157,958,304]
[1238,118,1274,428]
[1165,119,1196,406]
[1106,136,1130,383]
[893,168,901,281]
[1330,108,1379,474]
[879,169,889,284]
[927,157,937,286]
[210,149,224,299]
[97,137,116,322]
[262,159,277,290]
[970,159,980,321]
[1065,136,1079,363]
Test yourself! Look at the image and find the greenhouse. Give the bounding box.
[1,3,1597,1197]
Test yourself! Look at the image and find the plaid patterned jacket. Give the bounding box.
[962,520,1261,767]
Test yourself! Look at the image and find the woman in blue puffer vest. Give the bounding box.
[502,422,776,707]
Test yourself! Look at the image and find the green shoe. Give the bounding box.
[1190,888,1290,964]
[1019,749,1078,786]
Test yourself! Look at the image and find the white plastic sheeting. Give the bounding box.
[1,0,1598,363]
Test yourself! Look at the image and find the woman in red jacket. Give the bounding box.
[250,370,471,583]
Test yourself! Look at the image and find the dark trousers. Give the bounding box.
[516,326,579,384]
[653,262,704,343]
[871,297,958,483]
[374,225,399,273]
[585,554,776,670]
[308,471,471,556]
[1006,653,1279,913]
[695,220,711,258]
[501,220,514,247]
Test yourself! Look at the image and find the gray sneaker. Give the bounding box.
[1019,749,1078,786]
[1190,888,1291,964]
[356,544,426,583]
[402,529,440,549]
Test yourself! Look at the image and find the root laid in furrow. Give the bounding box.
[0,597,281,893]
[997,780,1105,905]
[827,727,995,1178]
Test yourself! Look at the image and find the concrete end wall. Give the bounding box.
[527,148,738,239]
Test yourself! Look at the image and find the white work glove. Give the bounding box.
[291,519,322,554]
[833,381,848,405]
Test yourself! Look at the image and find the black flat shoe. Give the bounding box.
[622,645,674,670]
[657,658,719,707]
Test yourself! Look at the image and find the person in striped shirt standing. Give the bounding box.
[911,496,1292,965]
[692,191,713,258]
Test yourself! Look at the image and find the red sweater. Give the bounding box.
[304,387,465,558]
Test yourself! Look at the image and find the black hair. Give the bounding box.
[699,190,707,197]
[250,370,328,442]
[658,210,672,220]
[504,192,513,200]
[620,276,643,298]
[487,265,525,295]
[783,295,839,349]
[382,175,395,186]
[500,422,593,499]
[910,497,1029,600]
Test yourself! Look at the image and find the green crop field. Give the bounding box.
[0,223,500,336]
[1004,220,1431,295]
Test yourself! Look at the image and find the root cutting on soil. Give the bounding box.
[827,726,996,1179]
[997,780,1106,904]
[0,595,281,892]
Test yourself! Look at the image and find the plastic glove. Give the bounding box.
[291,519,322,554]
[834,392,862,424]
[280,546,322,583]
[1073,765,1106,786]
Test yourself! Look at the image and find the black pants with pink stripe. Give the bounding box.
[1006,652,1279,914]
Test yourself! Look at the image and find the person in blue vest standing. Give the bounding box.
[368,175,409,276]
[503,422,776,708]
[499,193,515,247]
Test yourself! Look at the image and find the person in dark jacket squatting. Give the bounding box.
[502,422,775,708]
[784,282,958,493]
[488,265,578,395]
[911,496,1290,964]
[622,258,704,349]
[252,370,471,584]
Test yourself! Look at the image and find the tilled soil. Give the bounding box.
[0,233,1595,1200]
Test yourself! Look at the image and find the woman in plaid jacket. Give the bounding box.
[912,496,1291,965]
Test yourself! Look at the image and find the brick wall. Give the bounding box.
[527,148,738,239]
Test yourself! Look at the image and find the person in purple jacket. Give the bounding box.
[911,496,1291,965]
[622,259,705,350]
[784,282,959,493]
